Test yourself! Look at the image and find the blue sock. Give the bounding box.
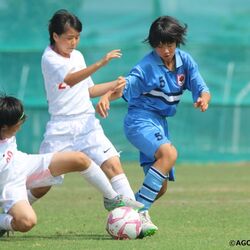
[135,166,167,211]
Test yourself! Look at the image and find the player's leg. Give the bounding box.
[50,152,143,211]
[124,113,176,237]
[28,118,74,202]
[78,119,139,201]
[26,152,142,211]
[141,156,175,200]
[101,156,136,200]
[27,186,51,205]
[0,201,37,237]
[100,157,143,210]
[27,152,117,200]
[9,201,36,232]
[156,180,168,200]
[0,172,37,237]
[125,114,176,211]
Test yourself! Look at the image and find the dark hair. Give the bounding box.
[49,9,82,45]
[0,95,26,127]
[144,16,187,48]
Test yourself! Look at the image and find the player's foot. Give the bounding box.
[138,210,158,238]
[0,229,9,238]
[104,194,144,211]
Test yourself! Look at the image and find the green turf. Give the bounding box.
[1,163,250,250]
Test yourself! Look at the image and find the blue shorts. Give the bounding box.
[124,109,175,181]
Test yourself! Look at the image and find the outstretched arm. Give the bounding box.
[89,76,125,98]
[95,78,125,118]
[64,49,122,87]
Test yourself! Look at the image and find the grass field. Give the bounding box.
[1,163,250,250]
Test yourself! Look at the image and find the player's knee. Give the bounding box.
[170,146,178,164]
[15,214,37,232]
[165,145,177,166]
[74,152,91,170]
[156,144,178,166]
[101,156,123,179]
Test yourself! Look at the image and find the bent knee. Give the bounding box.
[101,156,123,178]
[74,152,91,170]
[170,145,178,163]
[14,214,37,232]
[156,144,178,164]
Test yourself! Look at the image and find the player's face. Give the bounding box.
[53,27,80,57]
[0,120,24,139]
[155,42,176,64]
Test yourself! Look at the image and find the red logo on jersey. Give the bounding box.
[177,74,185,86]
[58,82,68,90]
[5,150,13,163]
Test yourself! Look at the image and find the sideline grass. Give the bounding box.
[1,163,250,250]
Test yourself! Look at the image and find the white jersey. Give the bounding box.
[41,46,95,116]
[0,137,59,213]
[40,46,119,166]
[0,137,17,174]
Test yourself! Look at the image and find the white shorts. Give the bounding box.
[0,151,62,213]
[40,113,119,166]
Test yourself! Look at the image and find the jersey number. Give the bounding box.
[155,132,163,141]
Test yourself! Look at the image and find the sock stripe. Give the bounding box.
[143,183,159,193]
[150,166,167,179]
[138,192,154,202]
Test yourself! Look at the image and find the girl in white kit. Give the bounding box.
[27,9,140,211]
[0,95,142,237]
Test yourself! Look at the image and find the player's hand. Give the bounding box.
[100,49,122,66]
[113,76,126,91]
[194,97,209,112]
[96,93,111,118]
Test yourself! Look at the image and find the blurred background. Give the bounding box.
[0,0,250,163]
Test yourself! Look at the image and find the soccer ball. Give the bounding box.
[106,206,142,240]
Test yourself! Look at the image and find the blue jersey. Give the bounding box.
[123,49,209,117]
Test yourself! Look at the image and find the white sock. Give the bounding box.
[111,173,135,200]
[80,161,117,199]
[27,190,38,205]
[0,214,13,231]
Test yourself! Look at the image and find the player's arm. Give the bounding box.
[95,89,123,118]
[185,58,211,112]
[95,77,125,118]
[194,91,211,112]
[64,49,122,87]
[89,76,125,98]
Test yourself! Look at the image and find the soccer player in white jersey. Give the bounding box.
[27,9,142,214]
[96,16,211,237]
[0,95,143,237]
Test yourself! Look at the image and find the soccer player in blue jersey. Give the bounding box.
[96,15,211,237]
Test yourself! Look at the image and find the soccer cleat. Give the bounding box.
[0,229,9,238]
[104,194,144,211]
[138,210,158,238]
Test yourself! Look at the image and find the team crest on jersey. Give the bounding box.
[177,74,185,86]
[4,150,13,163]
[58,82,69,90]
[159,76,165,87]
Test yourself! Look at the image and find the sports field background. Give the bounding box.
[0,2,249,248]
[0,0,250,163]
[1,163,250,250]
